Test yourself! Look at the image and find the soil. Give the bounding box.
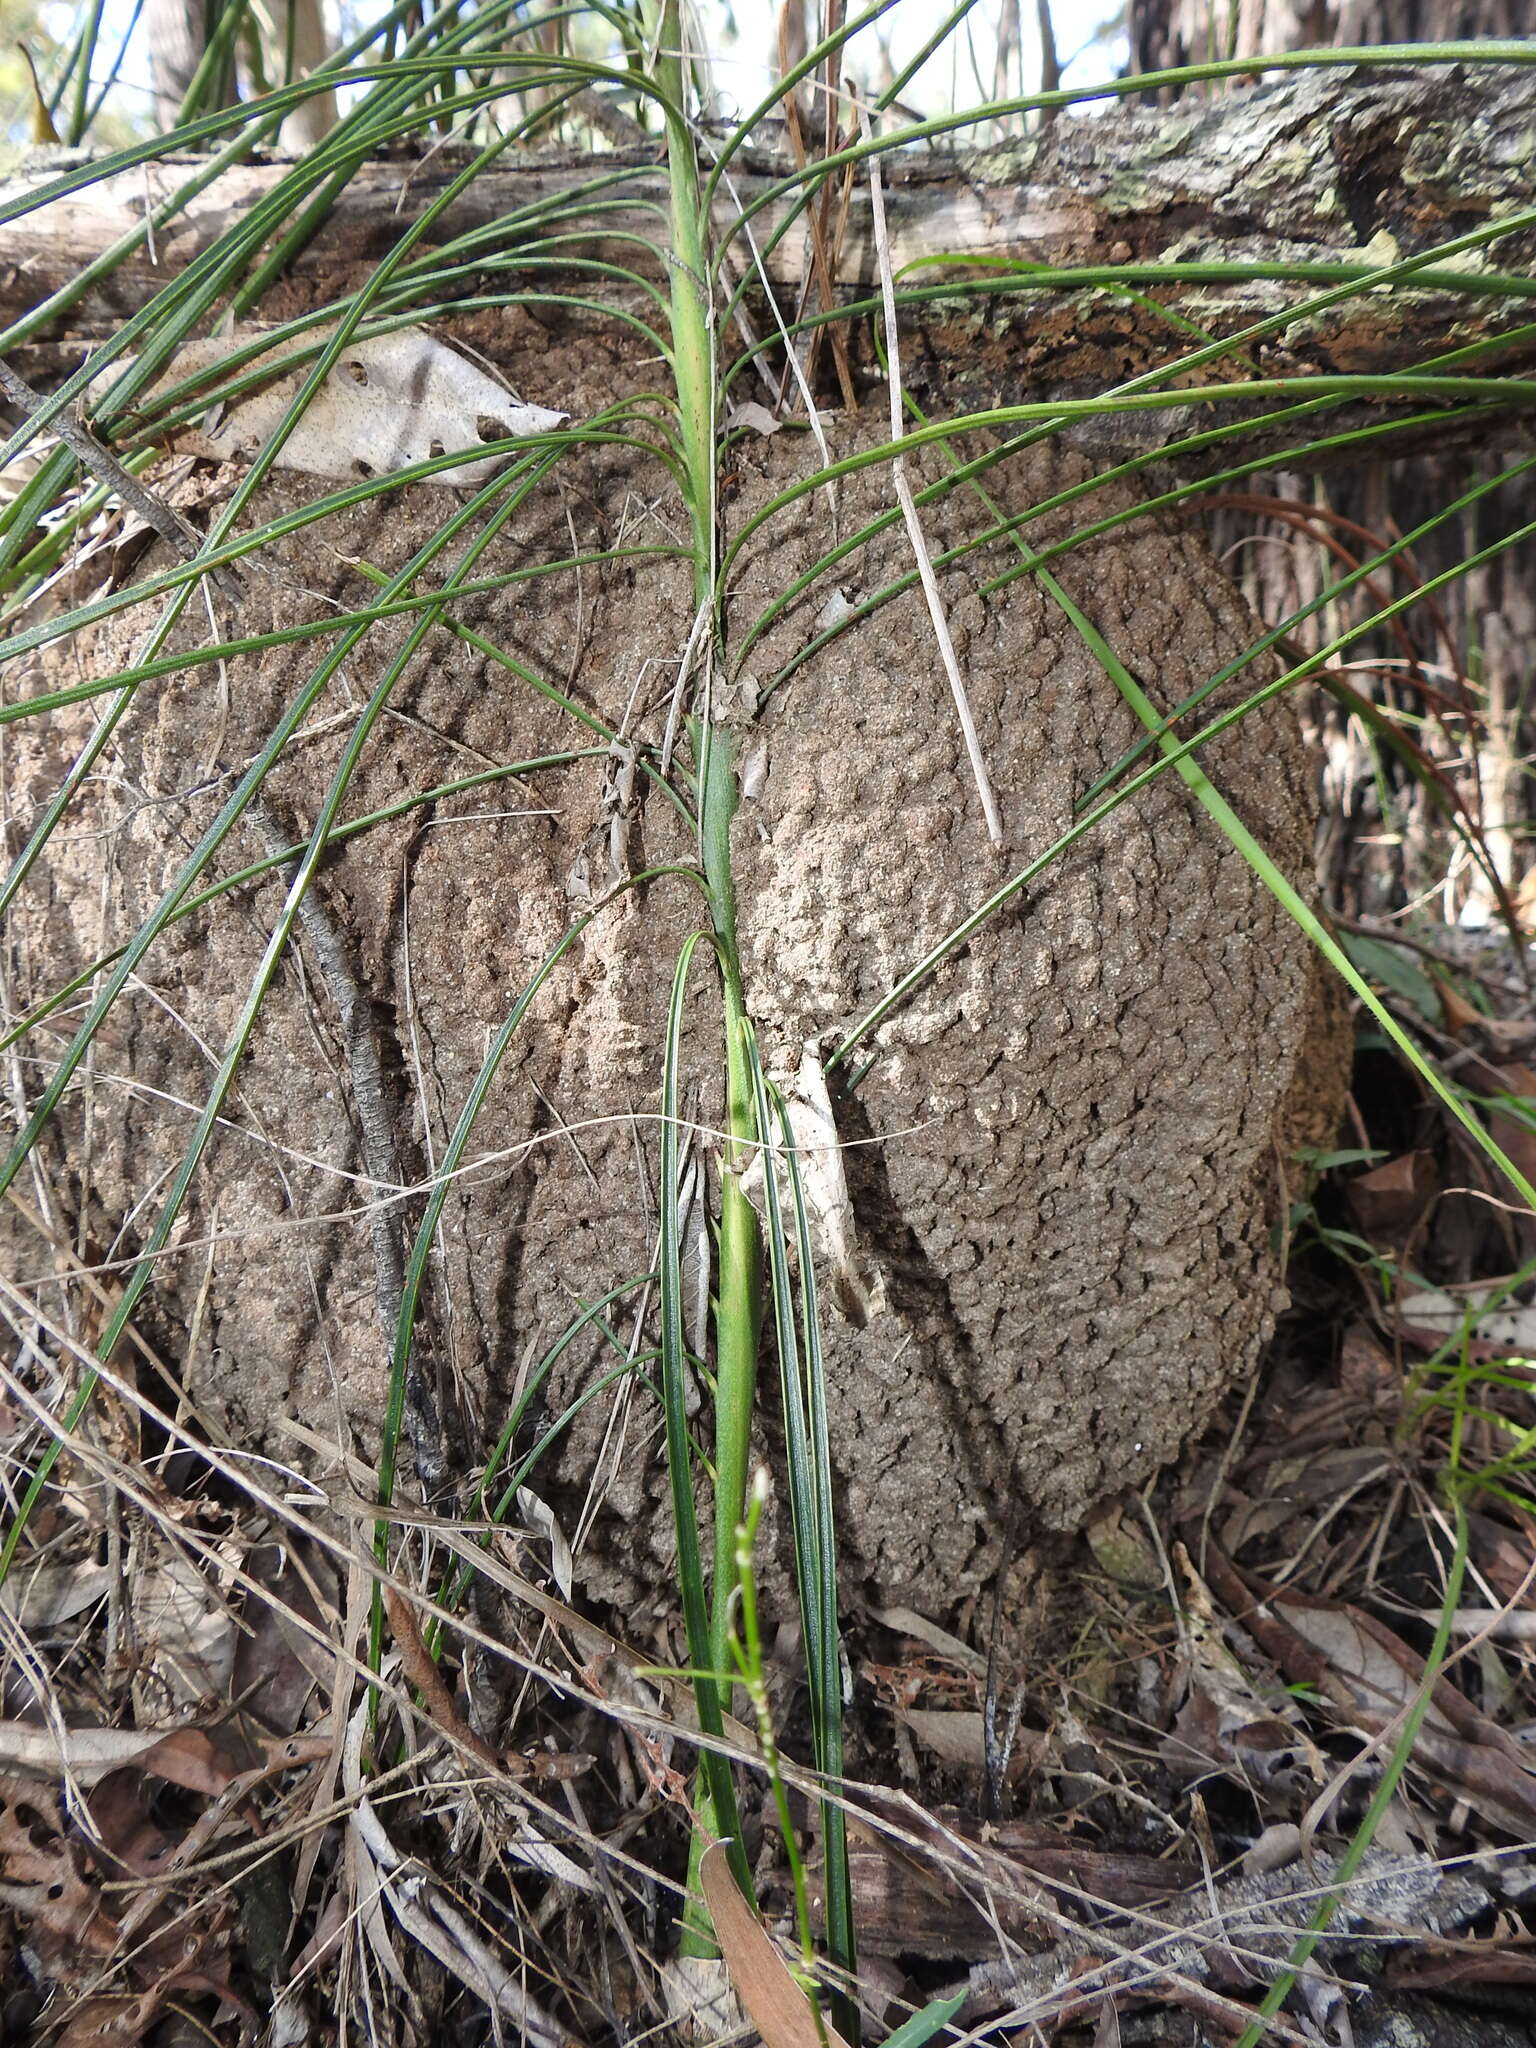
[3,310,1350,1616]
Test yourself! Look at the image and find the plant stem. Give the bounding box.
[656,0,764,1944]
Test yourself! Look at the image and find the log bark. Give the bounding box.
[5,61,1536,435]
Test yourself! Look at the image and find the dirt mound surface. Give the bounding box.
[5,357,1347,1613]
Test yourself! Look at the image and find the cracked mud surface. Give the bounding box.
[6,325,1348,1614]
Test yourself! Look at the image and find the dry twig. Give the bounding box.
[0,358,244,608]
[856,99,1005,848]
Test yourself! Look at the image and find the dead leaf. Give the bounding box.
[1084,1503,1162,1588]
[231,1541,336,1736]
[1470,1510,1536,1610]
[868,1605,986,1676]
[147,329,566,485]
[0,1775,69,1882]
[1200,1546,1536,1838]
[845,1797,1196,1961]
[516,1485,574,1602]
[0,1720,234,1794]
[1431,971,1486,1038]
[1269,1598,1462,1735]
[893,1707,1048,1782]
[742,1043,881,1325]
[727,401,784,436]
[1393,1282,1536,1353]
[1161,1546,1315,1789]
[700,1840,851,2048]
[1346,1150,1437,1243]
[0,1559,110,1628]
[130,1544,238,1713]
[0,1785,117,1969]
[383,1584,501,1775]
[1389,1943,1536,1989]
[52,1996,153,2048]
[813,587,856,635]
[662,1954,738,2046]
[1220,1445,1394,1556]
[1338,1322,1400,1407]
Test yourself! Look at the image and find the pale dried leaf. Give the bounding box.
[53,1995,155,2048]
[0,1560,110,1628]
[813,587,855,635]
[0,1720,232,1791]
[0,435,58,509]
[1176,1548,1303,1742]
[1241,1823,1303,1876]
[1396,1284,1536,1350]
[0,1830,116,1963]
[868,1605,986,1676]
[267,1997,312,2048]
[1271,1596,1536,1836]
[155,330,566,485]
[663,1953,739,2046]
[516,1487,574,1603]
[1271,1600,1462,1737]
[726,401,784,436]
[131,1547,237,1711]
[0,1776,71,1886]
[783,1042,882,1325]
[896,1708,1045,1781]
[896,1708,990,1770]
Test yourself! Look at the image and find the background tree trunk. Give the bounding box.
[143,0,211,131]
[1134,0,1530,76]
[1131,0,1535,931]
[275,0,339,153]
[141,0,336,149]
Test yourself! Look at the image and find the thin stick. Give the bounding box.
[245,792,453,1504]
[856,99,1005,848]
[0,357,243,608]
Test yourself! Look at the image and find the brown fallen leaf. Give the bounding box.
[894,1707,1047,1780]
[844,1797,1198,1961]
[0,1840,116,1968]
[231,1538,337,1736]
[1431,969,1487,1039]
[1470,1507,1536,1610]
[52,1995,151,2048]
[1389,1944,1536,1990]
[129,1541,241,1718]
[1347,1150,1438,1244]
[700,1840,851,2048]
[0,1776,118,1976]
[1200,1544,1536,1837]
[0,1720,234,1794]
[384,1584,502,1775]
[1338,1322,1401,1409]
[0,1774,68,1882]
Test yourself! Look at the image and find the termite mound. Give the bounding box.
[7,321,1346,1614]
